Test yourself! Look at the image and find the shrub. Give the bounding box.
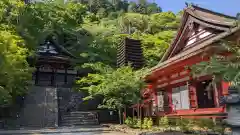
[159,116,169,131]
[136,118,142,128]
[132,117,138,128]
[195,118,215,131]
[147,118,153,129]
[187,118,196,131]
[176,117,190,132]
[124,117,145,129]
[124,117,133,127]
[142,117,149,129]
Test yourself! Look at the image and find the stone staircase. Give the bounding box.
[60,111,99,126]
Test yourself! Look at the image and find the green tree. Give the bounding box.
[146,3,162,14]
[0,0,89,105]
[0,26,32,105]
[128,2,137,13]
[76,63,147,124]
[118,13,149,33]
[191,41,240,89]
[131,30,176,67]
[149,12,179,34]
[96,8,107,19]
[0,0,179,110]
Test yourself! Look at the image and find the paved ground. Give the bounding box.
[29,131,129,135]
[0,126,130,135]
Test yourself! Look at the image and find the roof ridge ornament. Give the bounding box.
[185,2,195,11]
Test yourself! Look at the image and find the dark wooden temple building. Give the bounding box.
[132,5,240,119]
[33,37,77,87]
[117,38,144,69]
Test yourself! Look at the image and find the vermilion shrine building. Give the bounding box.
[133,5,240,118]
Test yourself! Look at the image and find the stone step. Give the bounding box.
[62,118,98,121]
[63,114,96,117]
[59,111,99,127]
[61,118,98,122]
[62,115,97,118]
[69,111,97,115]
[61,116,96,120]
[61,121,98,126]
[65,114,96,117]
[61,119,98,124]
[61,121,98,125]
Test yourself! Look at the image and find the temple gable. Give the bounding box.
[161,5,237,62]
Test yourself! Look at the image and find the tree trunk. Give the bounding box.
[124,105,126,119]
[118,108,122,124]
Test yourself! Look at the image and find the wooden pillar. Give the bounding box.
[153,84,158,115]
[188,82,198,109]
[221,81,230,96]
[167,86,173,113]
[221,81,230,111]
[213,81,220,107]
[140,106,142,119]
[137,104,140,118]
[123,106,126,121]
[132,108,134,117]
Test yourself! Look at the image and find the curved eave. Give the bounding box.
[186,8,237,28]
[145,26,240,81]
[160,9,189,62]
[191,5,237,22]
[160,5,238,63]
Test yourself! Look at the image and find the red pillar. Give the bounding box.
[189,82,198,109]
[221,81,230,95]
[167,86,173,113]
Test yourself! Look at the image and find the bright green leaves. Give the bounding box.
[130,30,176,67]
[76,63,147,110]
[149,12,179,34]
[118,13,149,33]
[127,0,161,14]
[0,26,32,105]
[0,0,25,24]
[16,1,87,49]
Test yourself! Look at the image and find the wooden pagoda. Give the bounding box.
[117,38,144,69]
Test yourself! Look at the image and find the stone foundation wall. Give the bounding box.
[19,86,58,128]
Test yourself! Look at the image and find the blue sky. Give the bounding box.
[152,0,240,16]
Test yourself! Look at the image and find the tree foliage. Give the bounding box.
[72,0,180,112]
[0,0,181,107]
[76,63,147,109]
[0,25,32,106]
[0,0,87,105]
[191,41,240,87]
